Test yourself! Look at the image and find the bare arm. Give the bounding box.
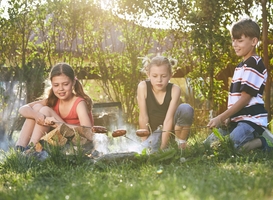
[161,85,181,149]
[76,101,93,127]
[19,99,47,123]
[207,91,252,128]
[137,81,149,140]
[19,99,66,127]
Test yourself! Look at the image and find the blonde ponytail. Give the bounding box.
[139,55,177,75]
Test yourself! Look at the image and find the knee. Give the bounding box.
[178,104,194,118]
[175,104,194,126]
[178,103,193,112]
[39,106,52,115]
[229,124,255,148]
[230,133,250,148]
[32,103,44,112]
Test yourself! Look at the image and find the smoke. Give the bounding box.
[93,124,144,155]
[0,81,26,151]
[0,81,149,155]
[0,126,8,151]
[91,103,146,154]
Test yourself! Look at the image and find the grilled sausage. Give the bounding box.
[93,126,107,133]
[136,129,150,137]
[112,129,127,137]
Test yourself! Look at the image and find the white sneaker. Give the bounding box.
[262,128,273,144]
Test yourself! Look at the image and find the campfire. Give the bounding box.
[27,102,161,161]
[37,123,147,159]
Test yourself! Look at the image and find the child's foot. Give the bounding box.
[15,145,26,152]
[175,138,187,149]
[260,129,273,152]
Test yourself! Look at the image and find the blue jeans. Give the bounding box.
[204,122,261,148]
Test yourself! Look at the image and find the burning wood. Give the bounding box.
[37,123,163,161]
[40,123,105,146]
[73,126,93,141]
[60,123,75,138]
[71,132,88,145]
[40,125,68,146]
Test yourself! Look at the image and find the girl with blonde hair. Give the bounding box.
[137,55,194,151]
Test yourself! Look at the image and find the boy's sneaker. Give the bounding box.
[262,128,273,147]
[260,129,273,152]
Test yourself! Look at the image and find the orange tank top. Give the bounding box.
[53,97,94,126]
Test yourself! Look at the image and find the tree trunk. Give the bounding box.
[262,0,271,122]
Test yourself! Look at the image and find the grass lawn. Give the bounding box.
[0,132,273,200]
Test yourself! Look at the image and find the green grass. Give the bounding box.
[0,132,273,200]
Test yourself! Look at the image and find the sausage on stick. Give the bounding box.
[136,129,150,137]
[112,129,127,137]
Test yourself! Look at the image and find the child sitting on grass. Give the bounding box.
[137,55,194,151]
[205,18,273,151]
[15,63,94,152]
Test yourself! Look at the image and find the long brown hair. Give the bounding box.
[46,63,93,111]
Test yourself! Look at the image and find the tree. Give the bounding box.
[260,0,272,121]
[0,0,48,136]
[1,0,272,135]
[115,0,273,119]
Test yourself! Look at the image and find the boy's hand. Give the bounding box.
[224,118,230,126]
[207,116,223,128]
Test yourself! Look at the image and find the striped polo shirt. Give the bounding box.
[229,55,268,128]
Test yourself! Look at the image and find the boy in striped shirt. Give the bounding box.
[205,18,273,151]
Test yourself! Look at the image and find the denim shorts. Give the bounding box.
[174,103,194,126]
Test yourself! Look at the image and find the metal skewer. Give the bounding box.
[123,135,146,147]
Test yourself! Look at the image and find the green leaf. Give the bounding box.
[212,128,224,142]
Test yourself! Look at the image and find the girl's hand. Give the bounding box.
[44,116,59,127]
[36,113,46,126]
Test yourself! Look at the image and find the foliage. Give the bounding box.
[88,14,155,124]
[2,0,47,100]
[115,0,272,112]
[0,0,174,126]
